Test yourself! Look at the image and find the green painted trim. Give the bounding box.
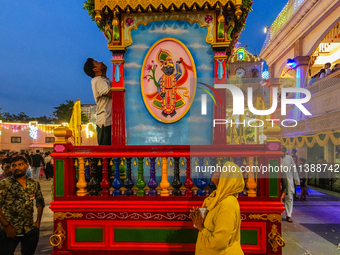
[114,228,198,243]
[75,228,103,242]
[269,159,279,198]
[241,230,258,245]
[55,160,64,197]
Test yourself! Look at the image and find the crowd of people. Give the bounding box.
[0,150,54,182]
[308,62,340,86]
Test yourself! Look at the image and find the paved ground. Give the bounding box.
[13,181,340,255]
[282,187,340,255]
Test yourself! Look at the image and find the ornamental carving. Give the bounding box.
[123,13,215,46]
[98,0,242,12]
[249,214,281,223]
[53,212,83,221]
[268,224,285,252]
[49,222,66,249]
[86,212,189,220]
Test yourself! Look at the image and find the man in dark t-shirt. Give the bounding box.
[30,150,44,180]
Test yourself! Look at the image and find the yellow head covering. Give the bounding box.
[203,161,245,212]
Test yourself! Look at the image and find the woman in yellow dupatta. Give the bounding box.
[190,161,245,255]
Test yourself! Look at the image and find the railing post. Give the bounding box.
[247,157,257,197]
[209,157,217,194]
[197,157,207,196]
[160,157,170,196]
[85,159,90,183]
[112,158,122,196]
[88,159,99,196]
[100,158,110,196]
[172,157,182,196]
[184,157,194,196]
[148,157,157,196]
[124,158,134,196]
[136,158,146,196]
[76,158,87,196]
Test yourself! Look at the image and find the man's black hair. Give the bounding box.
[84,58,95,78]
[36,149,40,153]
[10,156,28,165]
[2,157,11,165]
[22,153,32,165]
[299,158,306,164]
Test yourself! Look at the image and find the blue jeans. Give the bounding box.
[0,226,39,255]
[32,167,40,180]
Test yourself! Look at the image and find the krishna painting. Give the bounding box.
[141,38,197,123]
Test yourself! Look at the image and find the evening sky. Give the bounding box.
[0,0,287,117]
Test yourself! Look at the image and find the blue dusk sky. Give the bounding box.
[0,1,288,118]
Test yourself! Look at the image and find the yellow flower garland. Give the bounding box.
[280,130,340,148]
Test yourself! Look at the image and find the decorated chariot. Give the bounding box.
[50,1,285,254]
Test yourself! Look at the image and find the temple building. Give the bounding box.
[0,121,97,153]
[260,0,340,187]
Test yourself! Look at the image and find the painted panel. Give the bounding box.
[125,19,214,145]
[241,229,258,245]
[141,38,196,123]
[55,160,64,197]
[268,159,279,198]
[114,228,198,243]
[75,228,103,242]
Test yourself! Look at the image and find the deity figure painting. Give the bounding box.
[141,39,196,123]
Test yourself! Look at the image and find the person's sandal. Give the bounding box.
[286,217,293,223]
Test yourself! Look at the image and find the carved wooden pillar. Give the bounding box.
[124,158,134,196]
[76,158,87,196]
[136,158,146,196]
[172,157,182,196]
[112,158,122,196]
[184,157,194,196]
[100,159,110,196]
[148,158,158,196]
[110,47,127,145]
[160,157,170,196]
[247,157,257,197]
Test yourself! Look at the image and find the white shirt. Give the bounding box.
[281,154,300,194]
[325,67,331,76]
[91,76,112,127]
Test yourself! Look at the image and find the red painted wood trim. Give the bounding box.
[51,144,283,158]
[111,91,125,145]
[50,201,285,213]
[212,57,227,145]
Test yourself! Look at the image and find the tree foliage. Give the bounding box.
[0,101,90,124]
[53,100,89,124]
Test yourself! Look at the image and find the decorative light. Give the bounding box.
[85,123,94,138]
[262,71,269,80]
[286,58,297,68]
[264,26,268,33]
[29,126,38,139]
[237,48,245,61]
